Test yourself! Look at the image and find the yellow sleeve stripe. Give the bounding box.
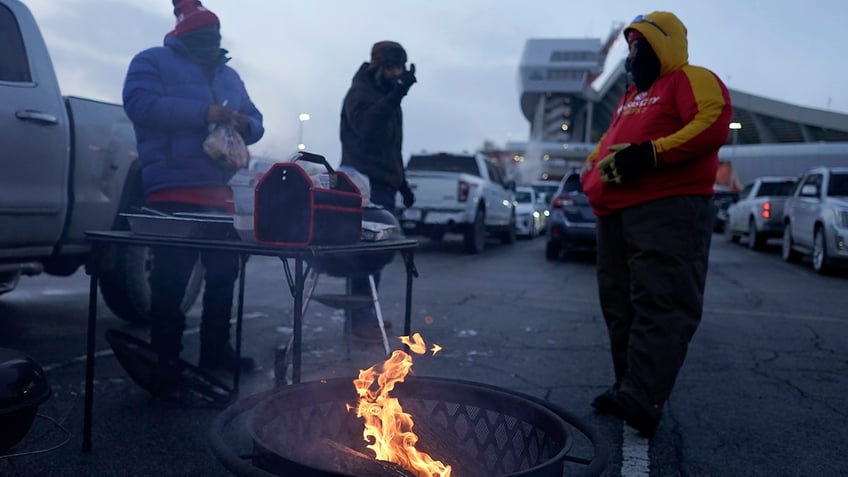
[654,67,727,154]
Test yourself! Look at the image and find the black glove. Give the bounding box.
[399,180,416,208]
[596,141,657,184]
[394,63,417,96]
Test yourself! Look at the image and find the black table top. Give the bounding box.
[85,230,418,258]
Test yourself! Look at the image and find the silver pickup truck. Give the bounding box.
[398,151,516,254]
[782,166,848,274]
[724,176,796,250]
[0,0,201,322]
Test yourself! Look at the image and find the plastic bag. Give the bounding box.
[203,122,249,168]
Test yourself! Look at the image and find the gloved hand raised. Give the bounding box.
[399,180,416,208]
[394,63,417,96]
[596,141,657,184]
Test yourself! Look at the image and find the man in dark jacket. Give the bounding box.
[122,0,264,389]
[339,41,417,341]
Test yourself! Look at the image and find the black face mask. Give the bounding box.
[179,28,222,66]
[625,38,660,91]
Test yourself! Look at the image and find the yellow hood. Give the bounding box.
[624,11,688,75]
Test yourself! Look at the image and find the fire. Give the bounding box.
[350,333,451,477]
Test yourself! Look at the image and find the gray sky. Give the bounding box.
[23,0,848,165]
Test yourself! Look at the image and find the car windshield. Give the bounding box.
[827,173,848,196]
[757,181,796,196]
[515,190,533,203]
[406,154,480,176]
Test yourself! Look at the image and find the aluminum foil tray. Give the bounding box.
[121,213,238,240]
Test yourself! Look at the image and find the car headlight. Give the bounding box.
[833,208,848,228]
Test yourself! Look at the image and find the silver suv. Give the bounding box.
[782,167,848,274]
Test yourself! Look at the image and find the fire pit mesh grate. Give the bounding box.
[247,377,573,476]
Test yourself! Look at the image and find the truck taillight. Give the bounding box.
[457,181,470,202]
[551,195,574,210]
[761,202,771,219]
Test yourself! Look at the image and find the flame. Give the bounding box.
[351,333,451,477]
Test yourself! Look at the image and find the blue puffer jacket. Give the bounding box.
[122,35,264,196]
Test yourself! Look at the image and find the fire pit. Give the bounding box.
[210,376,608,476]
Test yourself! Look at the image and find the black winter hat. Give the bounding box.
[370,41,407,68]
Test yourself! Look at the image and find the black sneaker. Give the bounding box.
[591,386,619,415]
[199,346,255,374]
[609,391,661,438]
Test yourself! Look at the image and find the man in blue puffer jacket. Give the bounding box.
[122,0,263,390]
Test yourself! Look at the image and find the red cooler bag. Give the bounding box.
[254,152,362,246]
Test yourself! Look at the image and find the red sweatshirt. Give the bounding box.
[582,11,733,216]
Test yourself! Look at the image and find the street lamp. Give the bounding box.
[297,113,310,151]
[729,121,742,145]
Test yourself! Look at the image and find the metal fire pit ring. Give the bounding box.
[210,376,608,477]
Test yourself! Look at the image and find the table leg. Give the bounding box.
[82,273,98,452]
[292,258,303,383]
[233,254,247,395]
[402,250,417,337]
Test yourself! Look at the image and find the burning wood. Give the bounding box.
[349,333,452,477]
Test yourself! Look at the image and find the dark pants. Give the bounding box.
[147,202,239,360]
[349,180,397,326]
[595,195,713,412]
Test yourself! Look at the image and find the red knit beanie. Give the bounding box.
[625,29,644,45]
[170,0,220,36]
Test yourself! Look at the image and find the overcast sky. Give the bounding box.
[22,0,848,165]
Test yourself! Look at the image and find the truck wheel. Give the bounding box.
[0,271,21,297]
[724,222,739,244]
[99,245,204,324]
[781,223,801,263]
[545,241,560,261]
[500,213,517,245]
[748,219,765,250]
[463,208,486,254]
[812,227,831,275]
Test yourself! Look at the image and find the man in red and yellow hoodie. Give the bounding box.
[582,11,732,437]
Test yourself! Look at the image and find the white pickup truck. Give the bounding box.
[398,151,516,254]
[0,0,201,322]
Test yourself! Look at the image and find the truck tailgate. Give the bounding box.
[406,171,475,210]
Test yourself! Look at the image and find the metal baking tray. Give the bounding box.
[121,213,238,240]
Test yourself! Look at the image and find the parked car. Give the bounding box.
[0,0,203,323]
[782,167,848,274]
[399,151,516,254]
[712,185,739,233]
[513,186,545,238]
[724,176,797,250]
[545,173,596,260]
[530,180,560,224]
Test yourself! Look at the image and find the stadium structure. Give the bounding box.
[501,27,848,186]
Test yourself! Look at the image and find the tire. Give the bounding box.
[545,241,560,261]
[99,245,204,324]
[812,227,830,275]
[463,208,486,254]
[500,212,517,245]
[0,270,21,297]
[724,221,739,244]
[748,219,765,250]
[781,223,801,263]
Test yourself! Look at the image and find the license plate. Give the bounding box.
[403,208,422,221]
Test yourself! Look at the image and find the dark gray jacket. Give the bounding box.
[339,62,405,189]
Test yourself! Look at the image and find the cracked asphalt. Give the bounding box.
[1,235,846,476]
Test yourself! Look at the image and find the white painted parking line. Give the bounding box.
[621,426,650,476]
